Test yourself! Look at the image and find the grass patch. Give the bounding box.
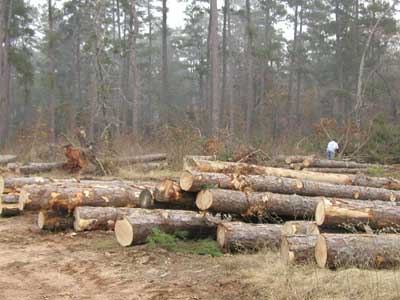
[146,228,222,257]
[367,166,386,177]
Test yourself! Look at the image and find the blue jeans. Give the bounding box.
[327,150,335,160]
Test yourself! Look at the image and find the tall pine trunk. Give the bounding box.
[48,0,56,142]
[161,0,168,115]
[245,0,254,141]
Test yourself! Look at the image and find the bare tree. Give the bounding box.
[161,0,169,106]
[48,0,56,142]
[245,0,254,141]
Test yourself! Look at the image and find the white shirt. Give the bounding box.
[327,141,339,152]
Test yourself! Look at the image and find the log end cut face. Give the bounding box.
[139,190,154,208]
[115,218,134,247]
[179,171,194,191]
[216,224,227,249]
[37,211,46,229]
[315,235,327,268]
[280,237,294,264]
[196,190,213,211]
[0,176,4,194]
[315,201,326,226]
[19,190,29,209]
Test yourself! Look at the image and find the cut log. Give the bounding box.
[7,162,64,175]
[154,179,196,207]
[73,206,138,231]
[289,163,304,170]
[217,221,282,252]
[0,155,17,165]
[275,155,316,164]
[114,209,216,246]
[38,210,74,231]
[108,153,167,165]
[183,158,400,190]
[303,158,375,169]
[196,189,319,219]
[315,234,400,269]
[183,155,216,171]
[282,221,319,235]
[306,168,365,174]
[315,198,400,231]
[139,189,155,208]
[281,235,318,264]
[0,193,22,217]
[182,171,400,202]
[19,183,143,212]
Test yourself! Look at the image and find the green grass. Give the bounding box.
[367,166,386,177]
[146,228,223,257]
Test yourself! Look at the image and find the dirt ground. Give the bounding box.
[0,213,255,300]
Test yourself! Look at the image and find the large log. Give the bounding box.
[306,168,365,174]
[315,234,400,269]
[114,209,216,246]
[315,198,400,231]
[281,235,318,264]
[217,222,282,252]
[282,221,319,235]
[0,155,17,165]
[154,179,196,207]
[7,162,65,174]
[183,158,400,190]
[0,193,22,217]
[181,171,400,202]
[73,206,138,231]
[275,155,316,164]
[196,189,319,219]
[108,153,167,165]
[38,210,74,231]
[19,183,143,212]
[303,158,377,169]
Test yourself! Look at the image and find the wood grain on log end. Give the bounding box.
[315,235,328,268]
[0,175,4,194]
[115,218,134,247]
[179,171,194,191]
[19,190,29,210]
[282,221,319,235]
[139,189,154,208]
[280,237,294,264]
[196,190,212,211]
[216,224,227,249]
[315,200,326,226]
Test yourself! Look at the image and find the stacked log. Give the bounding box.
[0,155,17,165]
[7,162,64,174]
[114,209,216,246]
[38,210,74,231]
[282,221,319,235]
[0,193,22,217]
[108,153,167,165]
[281,235,318,265]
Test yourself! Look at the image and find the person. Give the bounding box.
[326,140,339,160]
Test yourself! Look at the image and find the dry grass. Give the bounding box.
[219,251,400,300]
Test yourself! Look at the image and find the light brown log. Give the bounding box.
[183,155,216,171]
[7,162,64,174]
[0,155,16,165]
[154,179,196,207]
[114,209,216,246]
[303,158,377,169]
[73,206,138,231]
[139,189,155,208]
[275,155,316,164]
[306,168,365,174]
[181,171,400,202]
[196,189,319,219]
[217,222,282,252]
[282,221,319,235]
[315,234,400,269]
[38,210,74,231]
[315,198,400,231]
[183,158,400,189]
[108,153,167,165]
[281,235,318,264]
[19,183,143,212]
[289,163,304,170]
[0,193,22,217]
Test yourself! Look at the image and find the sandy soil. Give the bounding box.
[0,213,253,300]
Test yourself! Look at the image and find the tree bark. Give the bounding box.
[48,0,56,142]
[153,179,196,207]
[183,158,400,190]
[315,234,400,269]
[73,206,138,231]
[217,221,282,252]
[0,155,16,165]
[306,168,365,174]
[245,0,254,141]
[38,210,74,231]
[281,235,318,265]
[115,209,216,246]
[274,155,316,164]
[196,189,319,219]
[0,193,22,217]
[19,183,144,212]
[303,158,377,169]
[282,221,319,236]
[7,162,64,175]
[181,170,400,202]
[315,198,400,231]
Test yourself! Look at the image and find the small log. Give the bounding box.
[0,155,17,165]
[108,153,167,165]
[181,171,400,202]
[0,193,22,217]
[282,221,319,235]
[20,183,143,212]
[315,234,400,269]
[73,206,138,231]
[7,162,65,175]
[154,179,196,208]
[114,209,216,246]
[196,189,319,219]
[306,168,365,174]
[281,235,318,264]
[38,210,74,231]
[217,221,282,252]
[183,158,400,190]
[315,198,400,231]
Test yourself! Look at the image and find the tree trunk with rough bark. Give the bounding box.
[315,234,400,269]
[115,209,216,246]
[281,235,318,265]
[306,168,365,174]
[303,158,378,169]
[217,221,282,252]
